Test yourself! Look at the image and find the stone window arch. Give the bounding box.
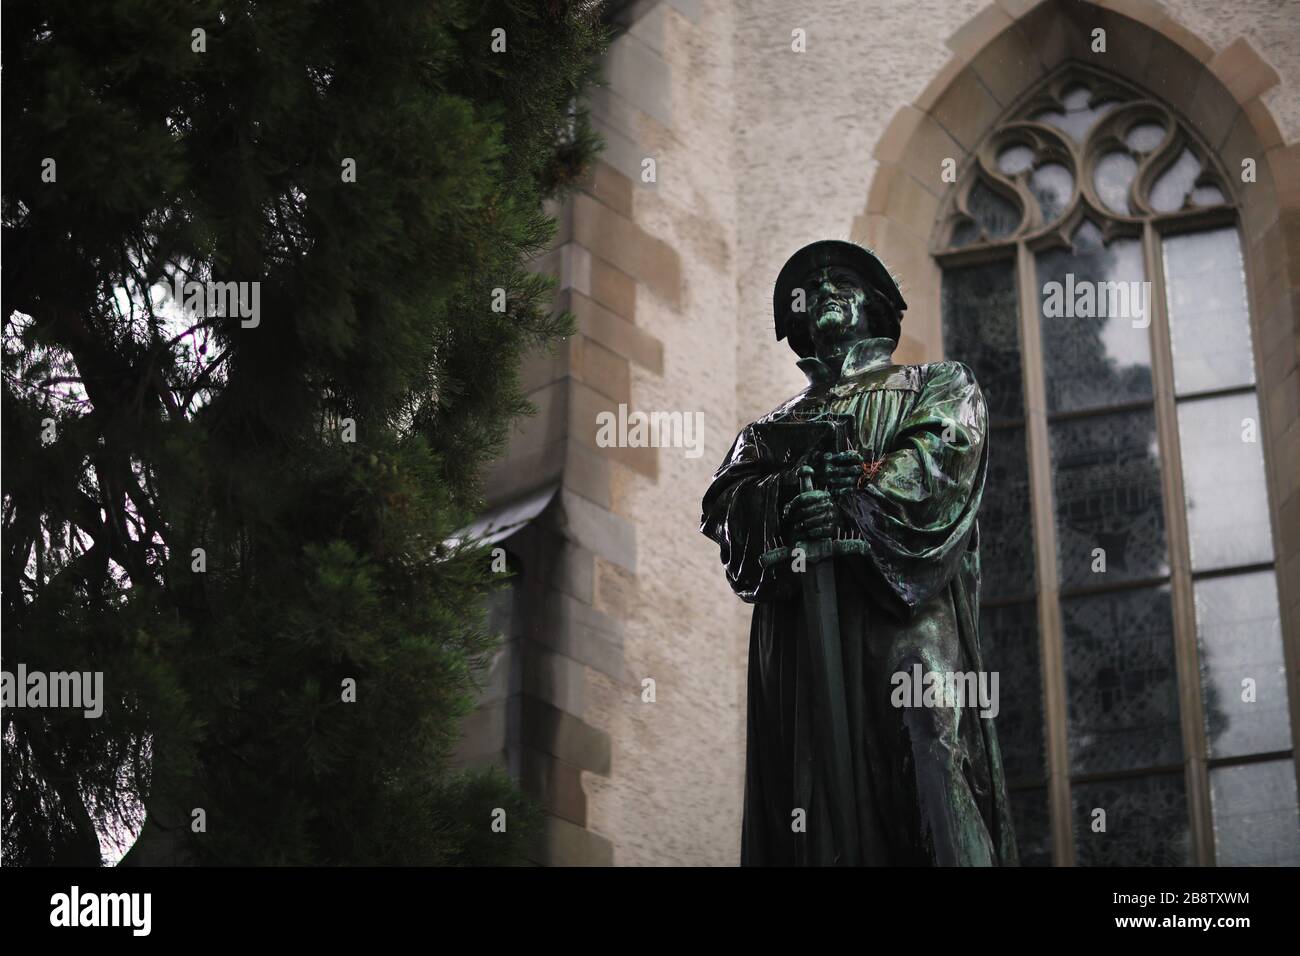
[932,60,1296,867]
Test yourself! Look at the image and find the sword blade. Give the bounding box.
[800,551,861,865]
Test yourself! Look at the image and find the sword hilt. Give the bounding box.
[761,464,868,568]
[798,463,815,495]
[759,537,868,568]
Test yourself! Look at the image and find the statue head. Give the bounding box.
[803,266,902,364]
[772,240,906,360]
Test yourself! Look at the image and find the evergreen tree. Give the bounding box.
[2,0,606,865]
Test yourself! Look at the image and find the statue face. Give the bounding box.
[804,267,870,359]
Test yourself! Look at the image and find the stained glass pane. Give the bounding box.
[1030,162,1073,225]
[1094,152,1137,215]
[1191,184,1225,206]
[969,179,1020,240]
[1008,787,1052,866]
[941,260,1023,423]
[1162,227,1256,394]
[978,599,1044,782]
[1037,225,1152,413]
[1062,85,1090,110]
[1050,408,1168,589]
[1032,86,1118,141]
[1210,760,1300,866]
[1062,586,1182,775]
[1073,773,1191,866]
[997,144,1034,175]
[1195,571,1291,759]
[1125,122,1165,153]
[951,219,979,248]
[1177,392,1273,571]
[937,69,1287,874]
[1150,148,1202,213]
[979,426,1035,599]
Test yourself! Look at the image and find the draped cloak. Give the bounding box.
[701,338,1018,866]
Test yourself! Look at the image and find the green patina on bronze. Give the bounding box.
[701,241,1018,866]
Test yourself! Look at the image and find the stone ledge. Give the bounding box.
[1195,81,1243,154]
[1014,0,1071,73]
[562,440,615,512]
[454,700,509,766]
[521,746,589,828]
[1210,37,1281,106]
[556,488,638,573]
[946,4,1015,62]
[589,255,638,322]
[579,159,635,219]
[521,642,589,720]
[1241,98,1284,153]
[483,440,566,506]
[883,171,944,246]
[568,289,664,373]
[1264,366,1299,453]
[1096,0,1167,30]
[915,57,968,116]
[1148,11,1216,64]
[530,590,627,683]
[968,13,1046,107]
[1267,145,1300,214]
[872,106,964,198]
[995,0,1050,21]
[929,65,1003,152]
[1143,32,1204,124]
[520,696,612,776]
[569,336,632,407]
[543,814,613,866]
[572,192,682,308]
[567,380,660,479]
[504,381,570,458]
[551,539,596,608]
[602,27,672,128]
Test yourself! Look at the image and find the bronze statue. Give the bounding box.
[701,240,1017,866]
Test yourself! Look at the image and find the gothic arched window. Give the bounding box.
[936,64,1297,867]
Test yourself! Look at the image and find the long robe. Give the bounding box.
[701,343,1018,866]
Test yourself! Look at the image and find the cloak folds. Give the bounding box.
[701,356,1018,866]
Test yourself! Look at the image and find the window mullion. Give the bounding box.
[1014,239,1074,866]
[1142,219,1215,866]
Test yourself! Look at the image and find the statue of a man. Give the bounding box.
[701,240,1017,866]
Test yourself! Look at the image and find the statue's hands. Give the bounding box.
[816,450,865,495]
[782,489,837,542]
[778,452,863,542]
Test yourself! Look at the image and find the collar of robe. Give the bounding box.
[796,336,897,386]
